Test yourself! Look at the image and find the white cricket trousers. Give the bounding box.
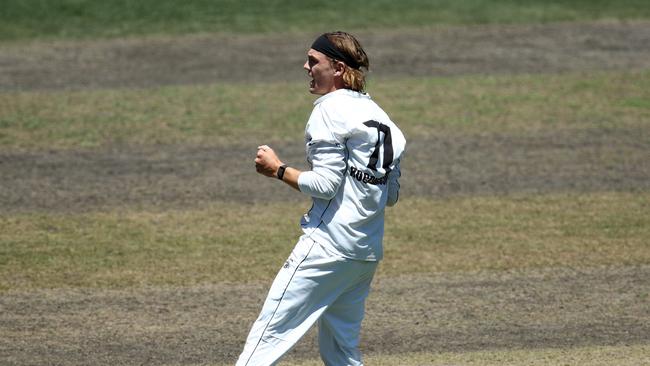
[236,235,378,366]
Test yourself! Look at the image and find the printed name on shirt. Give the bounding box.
[350,166,388,185]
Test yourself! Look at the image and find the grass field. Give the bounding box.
[1,1,649,365]
[1,70,649,149]
[2,192,649,291]
[275,345,650,366]
[2,0,650,41]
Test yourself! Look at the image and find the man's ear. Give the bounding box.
[333,60,346,76]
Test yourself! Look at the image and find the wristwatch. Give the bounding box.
[277,165,288,180]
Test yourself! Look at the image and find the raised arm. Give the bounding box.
[254,145,301,191]
[254,142,346,200]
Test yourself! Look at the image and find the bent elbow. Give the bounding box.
[314,182,339,200]
[299,170,342,200]
[386,194,399,207]
[386,182,400,207]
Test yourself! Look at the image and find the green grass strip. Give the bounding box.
[2,0,650,42]
[1,192,648,292]
[1,70,649,150]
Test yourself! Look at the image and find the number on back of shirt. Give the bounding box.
[363,120,393,174]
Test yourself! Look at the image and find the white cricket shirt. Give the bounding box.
[297,88,406,261]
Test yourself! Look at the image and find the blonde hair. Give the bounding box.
[325,31,369,92]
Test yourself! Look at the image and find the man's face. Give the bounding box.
[303,49,337,95]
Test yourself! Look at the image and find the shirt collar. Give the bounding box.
[313,88,370,106]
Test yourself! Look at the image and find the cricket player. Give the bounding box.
[237,31,406,366]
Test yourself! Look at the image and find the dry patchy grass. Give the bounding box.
[383,192,650,274]
[1,192,648,292]
[1,70,648,149]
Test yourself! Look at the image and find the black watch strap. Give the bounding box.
[277,165,288,180]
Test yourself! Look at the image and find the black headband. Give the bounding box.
[311,34,361,70]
